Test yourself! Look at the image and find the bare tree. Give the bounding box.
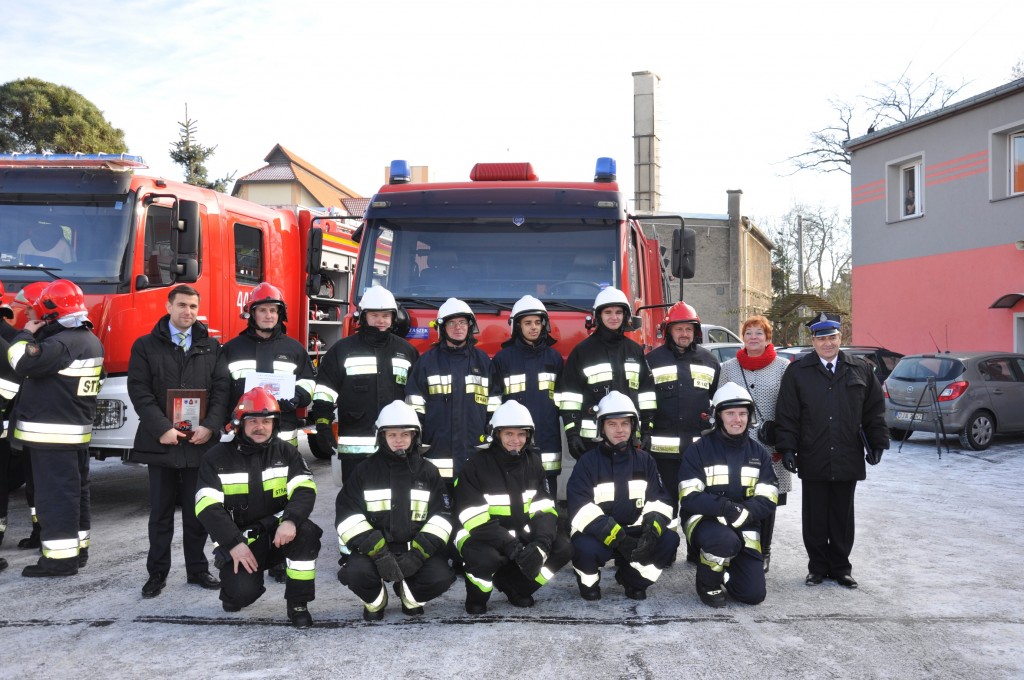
[1013,59,1024,80]
[769,204,852,299]
[784,75,967,176]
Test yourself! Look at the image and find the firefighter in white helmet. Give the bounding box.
[566,391,679,601]
[405,298,496,488]
[311,285,419,482]
[454,400,571,615]
[557,287,656,459]
[335,400,456,620]
[678,382,778,608]
[490,295,564,494]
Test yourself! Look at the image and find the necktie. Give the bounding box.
[826,362,833,373]
[175,331,188,351]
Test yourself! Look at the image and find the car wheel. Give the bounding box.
[889,427,912,442]
[959,411,994,451]
[306,431,334,460]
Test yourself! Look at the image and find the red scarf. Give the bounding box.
[736,344,777,370]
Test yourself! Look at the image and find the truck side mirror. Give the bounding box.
[176,200,200,256]
[175,257,199,283]
[671,227,696,279]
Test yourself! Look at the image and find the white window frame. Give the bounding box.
[900,161,922,218]
[988,119,1024,201]
[1012,132,1024,196]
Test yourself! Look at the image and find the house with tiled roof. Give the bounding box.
[232,144,367,215]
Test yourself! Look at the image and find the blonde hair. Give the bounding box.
[741,315,773,343]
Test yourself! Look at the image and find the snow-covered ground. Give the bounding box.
[1,434,1022,679]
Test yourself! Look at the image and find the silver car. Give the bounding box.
[883,352,1024,450]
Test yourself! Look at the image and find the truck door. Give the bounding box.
[224,219,269,340]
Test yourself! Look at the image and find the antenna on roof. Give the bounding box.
[927,331,941,353]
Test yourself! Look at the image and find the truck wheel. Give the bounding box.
[958,410,994,451]
[889,427,911,442]
[307,431,334,460]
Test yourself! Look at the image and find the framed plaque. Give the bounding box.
[167,389,207,433]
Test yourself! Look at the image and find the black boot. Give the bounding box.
[18,524,41,550]
[287,601,313,629]
[761,511,776,574]
[696,576,726,608]
[78,547,89,569]
[22,559,77,578]
[576,572,601,601]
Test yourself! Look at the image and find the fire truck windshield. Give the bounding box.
[353,218,619,306]
[0,200,132,282]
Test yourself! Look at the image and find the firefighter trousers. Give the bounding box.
[218,519,322,609]
[571,528,680,591]
[462,532,572,602]
[692,520,766,604]
[29,445,89,574]
[339,551,455,606]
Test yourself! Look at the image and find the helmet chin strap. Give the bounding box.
[391,447,408,458]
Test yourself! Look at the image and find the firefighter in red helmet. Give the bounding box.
[220,282,316,445]
[195,387,322,628]
[7,279,104,577]
[644,301,720,530]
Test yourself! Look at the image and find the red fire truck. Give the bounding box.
[0,153,357,460]
[316,157,693,484]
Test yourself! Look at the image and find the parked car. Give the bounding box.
[883,351,1024,450]
[701,324,740,343]
[703,342,742,363]
[777,345,904,383]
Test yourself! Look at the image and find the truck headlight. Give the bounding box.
[93,399,127,430]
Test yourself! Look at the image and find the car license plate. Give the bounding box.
[894,411,925,422]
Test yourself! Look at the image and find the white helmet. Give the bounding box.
[436,297,479,339]
[596,390,640,424]
[375,400,421,454]
[710,382,755,427]
[488,400,535,452]
[375,400,421,432]
[359,285,398,313]
[509,295,550,335]
[489,400,536,432]
[593,287,632,320]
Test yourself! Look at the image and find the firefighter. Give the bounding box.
[5,281,49,552]
[405,297,496,488]
[644,301,720,516]
[195,387,321,629]
[557,287,656,461]
[221,282,315,444]
[7,279,104,577]
[0,281,16,566]
[335,401,456,620]
[455,401,572,615]
[678,383,778,607]
[311,285,419,483]
[490,295,564,494]
[567,391,679,601]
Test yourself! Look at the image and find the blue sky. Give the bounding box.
[1,0,1019,228]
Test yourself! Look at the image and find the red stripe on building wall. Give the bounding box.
[926,149,988,172]
[852,193,885,206]
[852,179,885,196]
[852,244,1021,354]
[925,164,988,186]
[926,158,988,181]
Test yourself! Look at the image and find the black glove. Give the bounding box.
[631,515,664,563]
[396,550,425,579]
[724,502,748,528]
[315,423,337,455]
[567,434,590,460]
[639,433,653,452]
[782,451,798,473]
[614,533,639,562]
[277,398,297,413]
[373,550,404,582]
[866,448,884,465]
[513,542,546,579]
[356,530,386,557]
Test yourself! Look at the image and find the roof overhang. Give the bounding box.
[989,293,1024,309]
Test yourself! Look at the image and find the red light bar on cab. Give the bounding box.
[469,162,538,182]
[0,153,148,170]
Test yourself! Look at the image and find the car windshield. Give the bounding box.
[889,357,965,382]
[352,218,619,306]
[0,200,133,282]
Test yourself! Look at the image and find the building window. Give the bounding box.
[234,223,263,285]
[1013,132,1024,196]
[901,162,921,217]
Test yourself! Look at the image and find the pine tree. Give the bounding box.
[169,104,235,192]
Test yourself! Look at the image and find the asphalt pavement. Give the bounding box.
[1,434,1022,679]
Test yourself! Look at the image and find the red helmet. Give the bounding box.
[661,301,702,344]
[34,279,87,323]
[12,281,49,309]
[230,387,281,447]
[247,282,287,323]
[0,281,9,320]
